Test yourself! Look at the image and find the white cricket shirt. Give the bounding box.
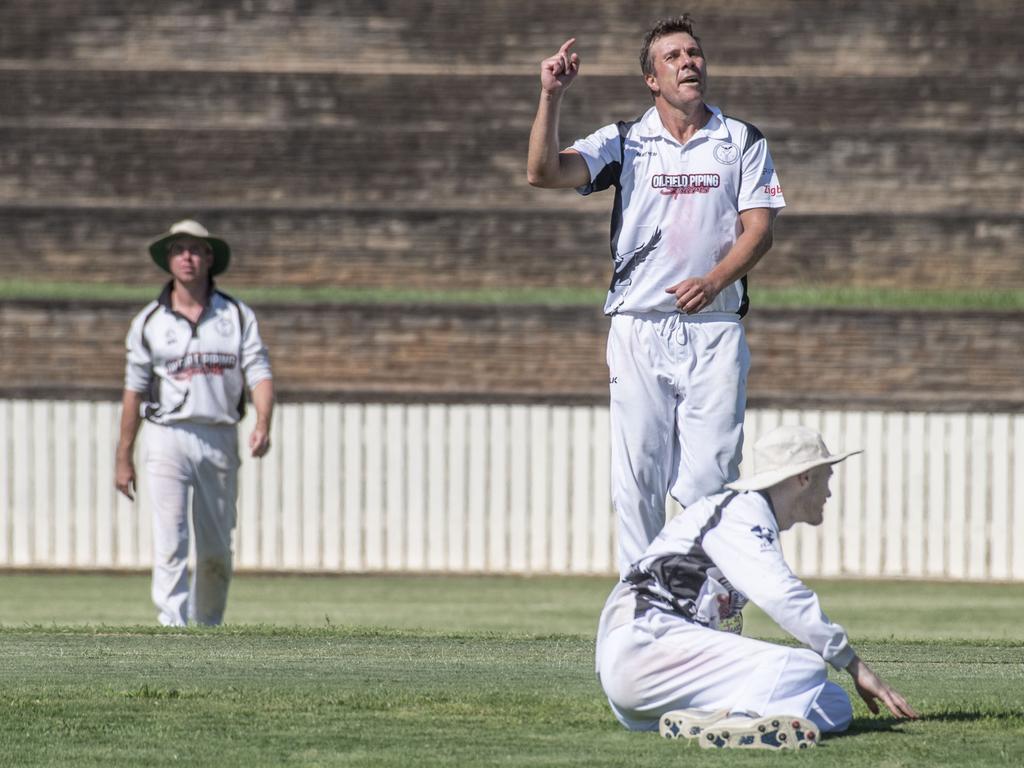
[597,489,855,671]
[571,105,786,315]
[124,282,273,426]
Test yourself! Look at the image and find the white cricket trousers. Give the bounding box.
[598,613,853,733]
[144,422,240,627]
[607,312,749,575]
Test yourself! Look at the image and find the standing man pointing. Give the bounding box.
[115,219,274,626]
[527,16,785,574]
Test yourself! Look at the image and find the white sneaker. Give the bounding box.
[698,714,820,750]
[659,708,730,740]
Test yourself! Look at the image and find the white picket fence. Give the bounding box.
[0,399,1022,580]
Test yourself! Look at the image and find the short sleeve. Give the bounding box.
[238,302,273,389]
[569,123,624,196]
[738,133,786,212]
[124,308,154,393]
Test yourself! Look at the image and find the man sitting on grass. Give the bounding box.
[595,425,919,750]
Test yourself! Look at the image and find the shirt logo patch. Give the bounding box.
[166,352,238,380]
[165,330,178,345]
[751,525,776,551]
[713,143,739,165]
[651,172,720,196]
[216,316,234,337]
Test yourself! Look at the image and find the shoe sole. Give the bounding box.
[698,715,819,750]
[659,708,730,740]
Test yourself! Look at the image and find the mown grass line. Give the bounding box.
[3,573,1024,641]
[2,576,1023,766]
[2,279,1023,311]
[1,627,1022,767]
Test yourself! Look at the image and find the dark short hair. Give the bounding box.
[640,15,701,76]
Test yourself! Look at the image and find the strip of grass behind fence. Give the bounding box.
[2,279,1022,311]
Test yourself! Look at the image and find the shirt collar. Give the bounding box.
[155,280,218,323]
[157,279,217,309]
[704,106,730,140]
[640,104,729,146]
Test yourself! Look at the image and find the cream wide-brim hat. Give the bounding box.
[148,219,230,276]
[726,425,861,492]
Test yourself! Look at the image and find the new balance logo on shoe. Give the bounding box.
[659,708,729,740]
[698,715,819,750]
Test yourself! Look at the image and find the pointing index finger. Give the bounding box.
[558,37,577,55]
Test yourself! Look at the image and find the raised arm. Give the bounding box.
[526,38,591,189]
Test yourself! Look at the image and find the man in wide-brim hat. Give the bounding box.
[594,425,918,750]
[115,219,275,627]
[147,218,231,277]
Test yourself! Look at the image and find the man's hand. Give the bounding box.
[540,38,580,94]
[115,452,136,501]
[527,38,590,188]
[248,379,274,458]
[665,275,722,314]
[115,390,144,501]
[847,656,920,720]
[663,208,774,314]
[249,422,271,458]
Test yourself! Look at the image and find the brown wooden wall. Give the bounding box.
[2,1,1020,288]
[0,1,1021,407]
[3,299,1021,411]
[4,207,1021,291]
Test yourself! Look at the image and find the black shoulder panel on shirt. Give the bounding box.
[590,161,621,194]
[725,115,765,153]
[601,115,647,265]
[616,116,644,165]
[624,491,740,620]
[139,303,162,352]
[140,303,163,412]
[216,289,240,309]
[215,290,248,420]
[586,116,643,194]
[216,290,245,330]
[697,491,739,541]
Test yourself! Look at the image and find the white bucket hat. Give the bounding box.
[726,425,861,492]
[148,219,230,276]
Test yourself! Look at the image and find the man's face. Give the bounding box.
[644,32,707,105]
[167,236,213,284]
[799,465,833,526]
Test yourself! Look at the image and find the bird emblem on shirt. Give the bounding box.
[610,227,663,291]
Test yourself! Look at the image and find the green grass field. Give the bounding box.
[3,279,1024,311]
[2,574,1023,767]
